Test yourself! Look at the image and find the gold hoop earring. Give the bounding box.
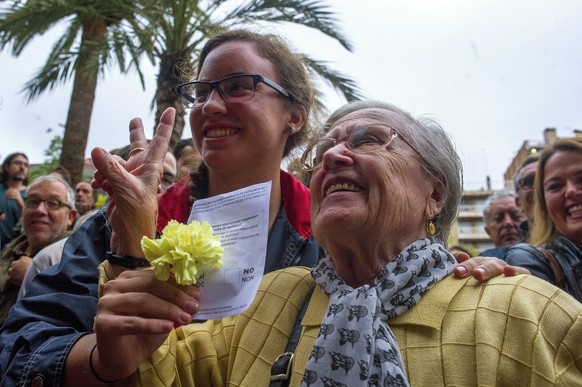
[427,220,436,236]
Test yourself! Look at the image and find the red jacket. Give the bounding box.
[157,170,312,240]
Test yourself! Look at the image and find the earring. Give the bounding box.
[285,126,293,134]
[427,220,436,236]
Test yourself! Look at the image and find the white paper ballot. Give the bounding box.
[187,181,271,319]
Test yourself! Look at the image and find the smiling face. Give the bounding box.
[310,108,442,258]
[189,40,301,177]
[543,150,582,243]
[22,180,76,253]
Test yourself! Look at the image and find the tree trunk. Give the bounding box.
[154,53,188,151]
[60,19,105,186]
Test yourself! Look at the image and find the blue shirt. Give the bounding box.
[0,184,25,249]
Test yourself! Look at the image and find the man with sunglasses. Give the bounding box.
[514,154,540,240]
[0,175,76,325]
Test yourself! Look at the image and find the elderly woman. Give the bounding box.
[80,101,582,386]
[505,138,582,301]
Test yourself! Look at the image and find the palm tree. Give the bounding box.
[0,0,153,185]
[1,0,360,183]
[144,0,362,148]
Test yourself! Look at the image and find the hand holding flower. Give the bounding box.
[142,220,224,285]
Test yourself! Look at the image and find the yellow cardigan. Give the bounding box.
[132,266,582,386]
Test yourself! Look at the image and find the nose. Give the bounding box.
[565,179,582,198]
[501,213,517,228]
[31,201,49,214]
[321,142,355,172]
[201,88,227,116]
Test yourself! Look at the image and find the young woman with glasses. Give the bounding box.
[0,29,324,386]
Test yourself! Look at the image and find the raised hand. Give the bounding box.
[91,108,175,257]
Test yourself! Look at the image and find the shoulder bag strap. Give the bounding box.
[539,247,566,290]
[270,288,314,387]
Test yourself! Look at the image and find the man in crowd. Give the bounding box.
[513,154,539,240]
[480,190,525,258]
[73,180,98,227]
[0,175,76,324]
[0,153,29,250]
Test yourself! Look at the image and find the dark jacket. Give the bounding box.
[505,237,582,302]
[0,170,323,386]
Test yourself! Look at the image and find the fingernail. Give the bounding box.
[184,300,198,314]
[180,312,193,324]
[456,266,467,275]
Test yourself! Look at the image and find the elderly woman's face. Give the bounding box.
[543,150,582,243]
[310,108,440,250]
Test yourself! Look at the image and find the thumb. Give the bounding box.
[91,147,132,190]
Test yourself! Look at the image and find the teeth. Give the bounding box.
[206,128,236,138]
[326,183,363,196]
[569,204,582,215]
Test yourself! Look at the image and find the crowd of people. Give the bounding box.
[0,27,580,386]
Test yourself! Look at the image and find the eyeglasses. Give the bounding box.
[24,197,71,211]
[301,126,421,171]
[176,74,293,108]
[517,174,535,191]
[10,160,29,168]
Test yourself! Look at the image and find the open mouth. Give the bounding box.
[205,128,238,138]
[567,204,582,216]
[325,182,364,197]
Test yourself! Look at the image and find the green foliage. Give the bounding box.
[28,127,64,182]
[44,127,64,165]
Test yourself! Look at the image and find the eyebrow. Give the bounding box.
[26,194,66,201]
[198,72,247,82]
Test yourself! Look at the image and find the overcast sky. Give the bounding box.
[1,0,581,190]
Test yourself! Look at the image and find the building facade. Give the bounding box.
[450,189,495,255]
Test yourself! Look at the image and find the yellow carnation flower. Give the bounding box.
[141,220,224,285]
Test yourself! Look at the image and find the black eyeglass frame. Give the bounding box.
[517,174,535,192]
[24,197,71,211]
[175,74,294,107]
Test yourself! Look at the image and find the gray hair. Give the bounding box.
[319,100,463,246]
[27,175,75,210]
[482,189,516,222]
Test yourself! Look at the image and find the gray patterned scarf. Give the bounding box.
[302,238,456,387]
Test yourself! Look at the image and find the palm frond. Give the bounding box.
[23,50,78,102]
[301,56,363,103]
[227,0,352,51]
[0,1,77,53]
